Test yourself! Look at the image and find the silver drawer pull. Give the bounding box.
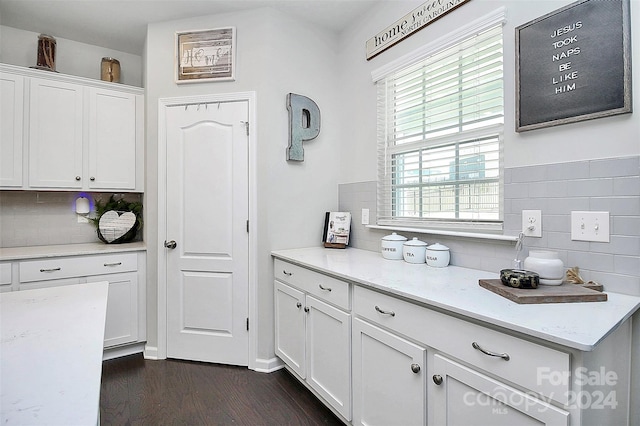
[40,267,61,273]
[318,284,332,292]
[472,342,510,361]
[283,270,293,276]
[374,305,395,317]
[104,262,122,267]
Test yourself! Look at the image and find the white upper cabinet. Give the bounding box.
[88,88,140,190]
[28,77,84,188]
[0,63,144,192]
[0,71,25,187]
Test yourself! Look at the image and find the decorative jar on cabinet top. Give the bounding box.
[403,237,428,264]
[523,250,564,285]
[381,232,407,260]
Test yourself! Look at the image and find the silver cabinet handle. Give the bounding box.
[318,284,332,292]
[304,306,310,313]
[472,342,510,361]
[104,262,122,267]
[411,363,421,374]
[90,176,96,181]
[75,176,81,181]
[374,305,395,317]
[40,267,61,272]
[296,302,302,309]
[433,375,443,385]
[164,240,177,249]
[283,270,293,276]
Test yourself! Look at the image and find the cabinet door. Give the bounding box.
[88,88,137,190]
[352,318,426,426]
[87,272,138,348]
[28,78,83,188]
[274,280,306,377]
[0,72,24,187]
[306,295,351,420]
[431,354,569,426]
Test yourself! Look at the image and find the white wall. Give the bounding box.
[336,0,640,183]
[144,7,342,363]
[0,25,143,87]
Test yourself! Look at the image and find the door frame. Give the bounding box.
[156,91,257,369]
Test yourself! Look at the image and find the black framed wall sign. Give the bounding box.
[515,0,632,132]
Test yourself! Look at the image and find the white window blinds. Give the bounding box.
[376,23,504,231]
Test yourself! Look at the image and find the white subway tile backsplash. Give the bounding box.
[0,191,143,248]
[339,156,640,296]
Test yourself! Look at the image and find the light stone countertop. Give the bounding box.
[272,246,640,352]
[0,241,146,261]
[0,282,109,425]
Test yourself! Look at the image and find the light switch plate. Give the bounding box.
[522,210,542,237]
[571,211,610,242]
[361,208,370,225]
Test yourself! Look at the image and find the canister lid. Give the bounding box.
[403,237,427,247]
[382,232,407,241]
[426,243,449,251]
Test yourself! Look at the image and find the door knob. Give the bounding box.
[164,240,177,249]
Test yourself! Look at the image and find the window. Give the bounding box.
[375,17,504,231]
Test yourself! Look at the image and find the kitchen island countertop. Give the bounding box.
[272,246,640,351]
[1,282,109,425]
[0,241,146,261]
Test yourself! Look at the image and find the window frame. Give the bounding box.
[372,8,507,232]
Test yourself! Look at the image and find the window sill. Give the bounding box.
[366,225,519,242]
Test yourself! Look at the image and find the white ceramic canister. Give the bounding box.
[425,243,450,267]
[381,232,407,260]
[523,250,564,285]
[402,237,428,264]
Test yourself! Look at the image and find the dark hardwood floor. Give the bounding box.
[100,354,344,425]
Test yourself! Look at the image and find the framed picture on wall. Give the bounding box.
[176,27,236,83]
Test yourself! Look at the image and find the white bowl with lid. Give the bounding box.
[402,237,428,264]
[425,243,450,267]
[381,232,407,260]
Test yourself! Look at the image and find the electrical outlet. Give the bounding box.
[522,210,542,237]
[361,208,370,225]
[571,211,610,242]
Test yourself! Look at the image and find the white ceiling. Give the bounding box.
[0,0,380,55]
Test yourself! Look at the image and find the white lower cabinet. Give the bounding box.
[87,272,138,348]
[16,251,145,352]
[273,257,633,426]
[352,318,426,426]
[431,354,569,426]
[274,263,351,421]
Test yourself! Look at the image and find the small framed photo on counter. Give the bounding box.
[323,212,351,249]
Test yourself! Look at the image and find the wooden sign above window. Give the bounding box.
[365,0,472,60]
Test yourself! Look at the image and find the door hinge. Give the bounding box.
[246,220,249,233]
[241,121,249,136]
[246,317,249,331]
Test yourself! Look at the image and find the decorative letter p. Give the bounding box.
[286,93,320,161]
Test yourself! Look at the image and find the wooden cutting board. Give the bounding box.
[479,279,607,304]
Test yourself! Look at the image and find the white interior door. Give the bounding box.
[165,100,249,365]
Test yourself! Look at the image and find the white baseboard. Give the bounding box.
[143,344,161,360]
[252,356,284,373]
[103,342,145,361]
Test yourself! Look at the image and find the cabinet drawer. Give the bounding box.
[1,263,11,286]
[275,259,349,310]
[354,285,570,404]
[19,253,137,283]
